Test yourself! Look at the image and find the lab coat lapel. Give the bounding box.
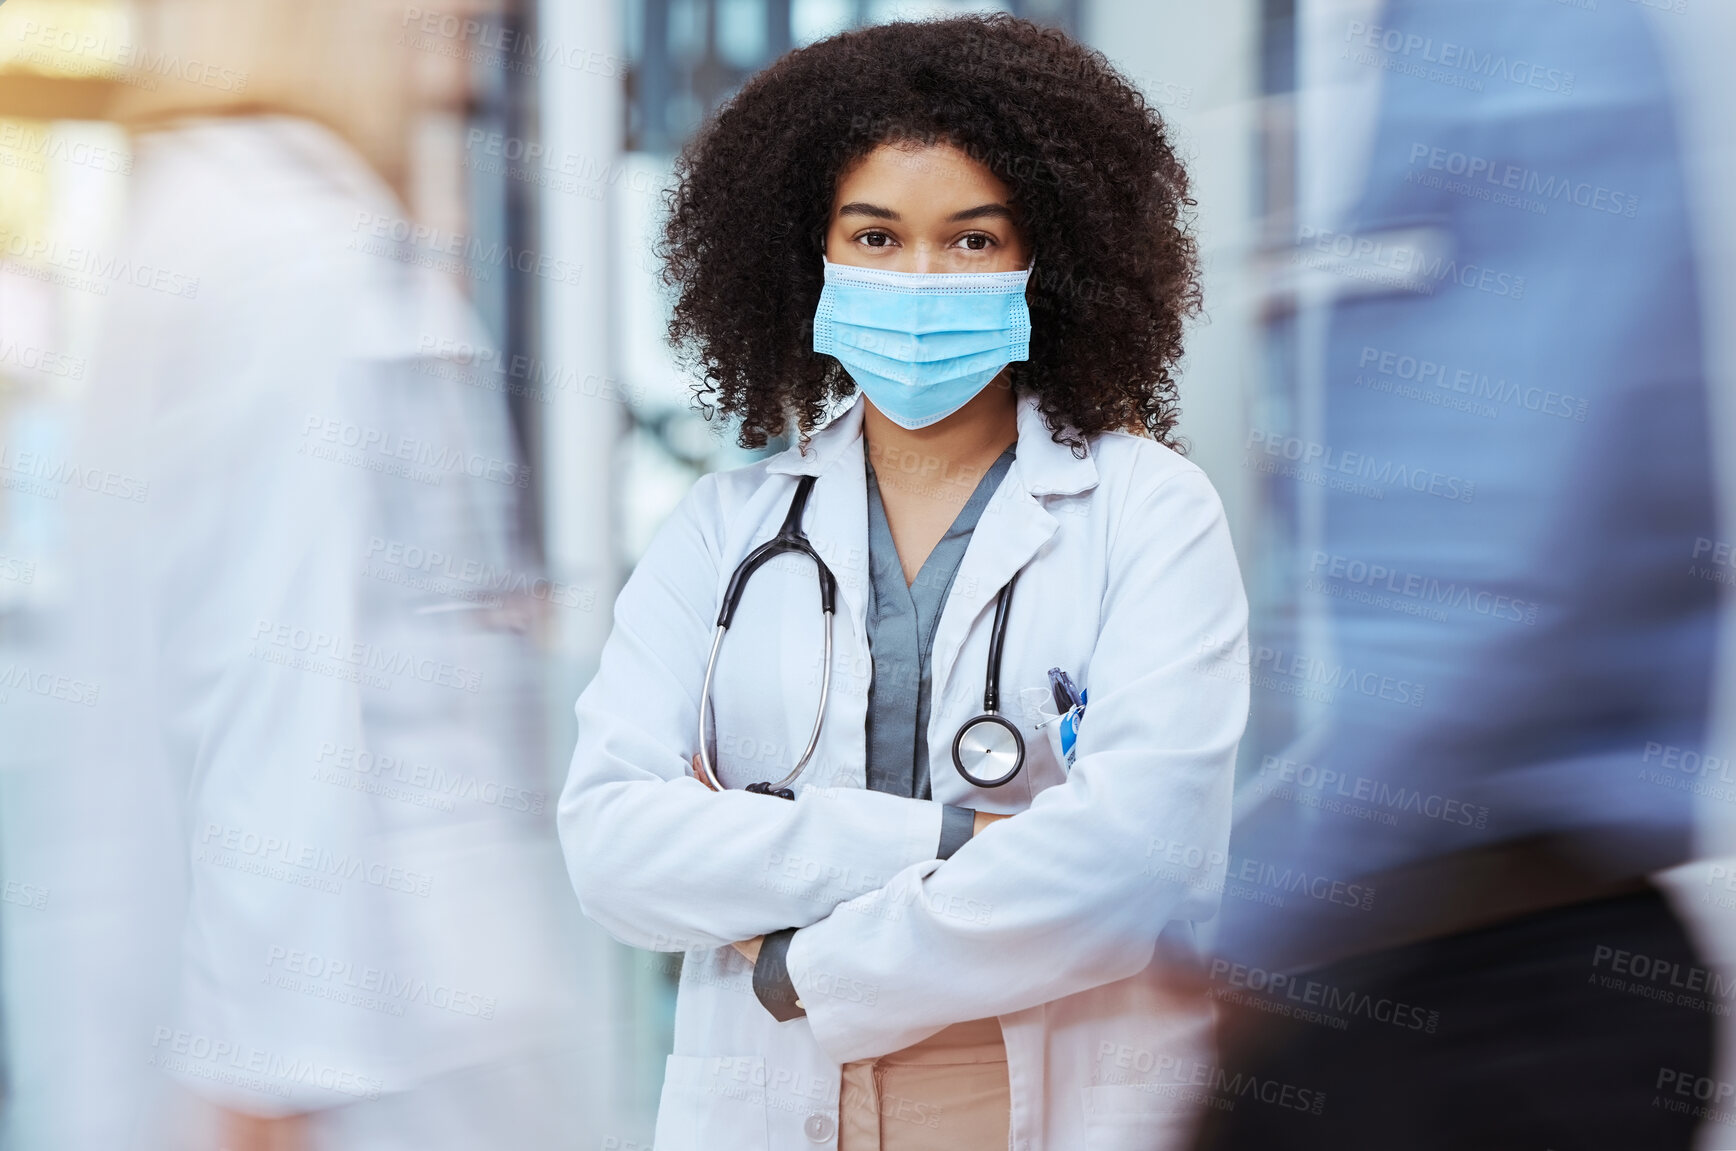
[765,397,873,637]
[928,487,1056,714]
[930,391,1098,723]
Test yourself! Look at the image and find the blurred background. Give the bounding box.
[0,0,1733,1147]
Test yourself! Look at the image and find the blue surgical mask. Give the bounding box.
[812,258,1033,430]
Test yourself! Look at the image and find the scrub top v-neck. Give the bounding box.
[863,446,1018,802]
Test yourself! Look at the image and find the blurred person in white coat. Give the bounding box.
[559,17,1249,1151]
[0,1,597,1148]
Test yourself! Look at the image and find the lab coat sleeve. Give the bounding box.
[783,465,1249,1062]
[557,473,948,952]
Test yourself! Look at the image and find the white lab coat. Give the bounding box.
[559,390,1250,1151]
[0,116,597,1149]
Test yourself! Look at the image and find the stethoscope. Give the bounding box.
[695,474,1026,799]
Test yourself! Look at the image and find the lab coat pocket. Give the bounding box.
[654,1054,772,1151]
[1079,1084,1197,1151]
[1042,715,1069,772]
[1013,687,1068,802]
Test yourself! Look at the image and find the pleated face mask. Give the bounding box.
[812,258,1033,430]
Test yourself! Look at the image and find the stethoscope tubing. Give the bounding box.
[697,473,1025,797]
[696,475,836,796]
[696,610,832,795]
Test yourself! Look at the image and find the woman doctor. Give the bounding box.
[559,15,1249,1151]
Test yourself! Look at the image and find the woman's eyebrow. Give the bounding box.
[837,201,899,220]
[947,203,1014,222]
[835,201,1014,222]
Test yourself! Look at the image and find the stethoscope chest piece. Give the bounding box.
[952,712,1025,789]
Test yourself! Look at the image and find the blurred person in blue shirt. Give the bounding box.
[1195,1,1719,1147]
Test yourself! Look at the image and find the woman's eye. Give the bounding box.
[859,231,893,248]
[960,233,994,251]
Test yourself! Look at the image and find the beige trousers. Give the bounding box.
[837,1017,1010,1151]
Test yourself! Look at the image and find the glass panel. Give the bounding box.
[792,0,853,46]
[717,0,768,67]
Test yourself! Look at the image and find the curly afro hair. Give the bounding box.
[659,14,1201,451]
